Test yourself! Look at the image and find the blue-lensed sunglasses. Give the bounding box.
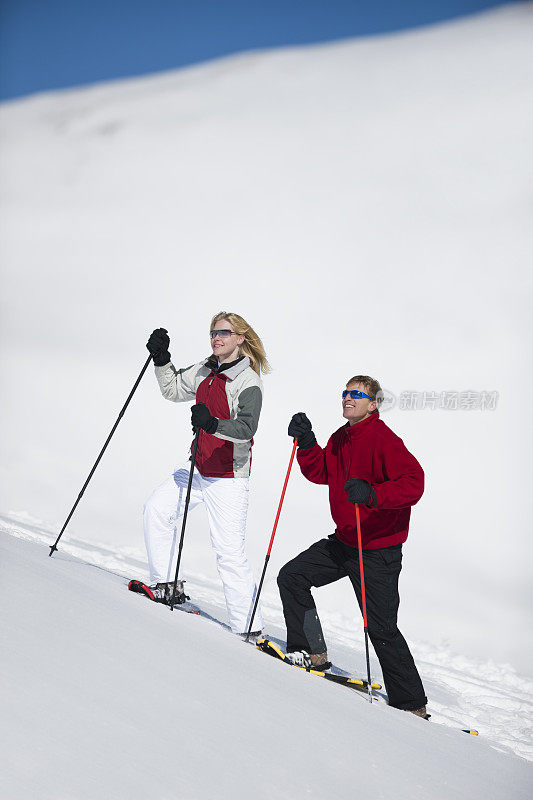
[342,389,374,401]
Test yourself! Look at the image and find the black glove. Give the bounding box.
[288,412,317,450]
[344,478,377,508]
[191,403,218,435]
[146,328,171,367]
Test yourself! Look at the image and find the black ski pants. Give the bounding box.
[277,535,427,710]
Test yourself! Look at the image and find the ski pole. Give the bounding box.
[170,429,201,611]
[49,354,153,557]
[355,503,373,702]
[245,439,298,641]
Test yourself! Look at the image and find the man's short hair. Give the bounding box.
[346,375,383,406]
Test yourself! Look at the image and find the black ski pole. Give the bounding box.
[49,354,153,557]
[170,429,201,611]
[245,439,298,641]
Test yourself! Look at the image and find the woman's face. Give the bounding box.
[210,319,245,363]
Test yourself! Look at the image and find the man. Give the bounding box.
[278,375,428,717]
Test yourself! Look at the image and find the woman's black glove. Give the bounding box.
[191,403,218,434]
[146,328,171,366]
[344,478,377,508]
[288,412,317,449]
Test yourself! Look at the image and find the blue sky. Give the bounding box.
[0,1,514,100]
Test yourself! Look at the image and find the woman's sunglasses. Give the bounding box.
[210,329,237,339]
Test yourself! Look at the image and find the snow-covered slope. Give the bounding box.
[1,525,532,800]
[1,2,532,680]
[2,515,532,767]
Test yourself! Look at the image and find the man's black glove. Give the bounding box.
[146,328,171,367]
[344,478,377,508]
[288,412,317,450]
[191,403,218,435]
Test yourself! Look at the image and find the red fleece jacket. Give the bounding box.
[297,411,424,549]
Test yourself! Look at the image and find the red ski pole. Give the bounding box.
[355,503,373,702]
[245,439,298,641]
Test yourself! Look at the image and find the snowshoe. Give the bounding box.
[128,579,189,606]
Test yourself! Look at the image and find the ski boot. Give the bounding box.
[151,580,189,606]
[285,650,332,671]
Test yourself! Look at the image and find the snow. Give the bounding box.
[1,4,533,794]
[1,524,532,799]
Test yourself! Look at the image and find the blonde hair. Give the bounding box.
[347,375,383,406]
[210,312,271,376]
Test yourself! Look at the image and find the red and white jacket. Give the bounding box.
[155,355,263,478]
[297,411,424,549]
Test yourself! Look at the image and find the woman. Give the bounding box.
[143,312,270,636]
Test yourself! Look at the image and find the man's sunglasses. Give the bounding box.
[210,329,237,339]
[342,389,374,401]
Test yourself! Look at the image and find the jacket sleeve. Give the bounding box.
[372,434,424,509]
[215,385,263,443]
[297,442,329,485]
[154,362,199,402]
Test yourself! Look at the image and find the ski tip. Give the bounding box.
[127,579,155,601]
[256,638,286,660]
[462,729,479,736]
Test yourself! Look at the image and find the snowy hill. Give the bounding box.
[1,524,532,799]
[0,0,532,729]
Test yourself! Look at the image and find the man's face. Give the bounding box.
[342,382,377,426]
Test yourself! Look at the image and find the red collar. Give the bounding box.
[344,410,379,439]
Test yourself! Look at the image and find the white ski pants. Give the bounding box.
[143,462,264,634]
